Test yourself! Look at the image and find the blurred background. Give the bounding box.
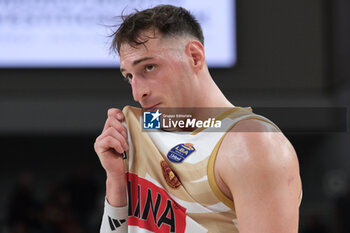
[0,0,349,232]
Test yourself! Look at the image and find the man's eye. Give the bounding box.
[145,65,155,72]
[123,73,133,83]
[125,73,133,81]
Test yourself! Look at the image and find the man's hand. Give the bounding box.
[94,108,129,207]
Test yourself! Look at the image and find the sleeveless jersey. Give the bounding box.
[122,106,280,233]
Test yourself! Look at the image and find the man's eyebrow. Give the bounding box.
[120,57,154,73]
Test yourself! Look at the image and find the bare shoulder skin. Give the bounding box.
[214,118,301,233]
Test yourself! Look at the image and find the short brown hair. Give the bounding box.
[111,5,204,54]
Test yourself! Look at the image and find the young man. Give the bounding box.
[95,5,302,233]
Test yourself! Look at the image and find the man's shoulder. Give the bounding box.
[230,117,279,133]
[216,118,297,173]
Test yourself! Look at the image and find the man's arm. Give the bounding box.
[94,108,129,232]
[215,119,301,233]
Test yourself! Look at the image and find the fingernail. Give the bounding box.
[117,113,122,120]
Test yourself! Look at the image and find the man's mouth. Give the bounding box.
[144,103,161,111]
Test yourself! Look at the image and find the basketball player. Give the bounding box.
[94,5,302,233]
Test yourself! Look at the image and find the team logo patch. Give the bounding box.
[143,110,161,129]
[161,161,181,189]
[167,143,196,163]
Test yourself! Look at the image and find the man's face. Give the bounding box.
[119,32,196,111]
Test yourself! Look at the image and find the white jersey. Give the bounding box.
[101,106,282,233]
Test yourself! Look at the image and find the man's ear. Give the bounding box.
[185,40,205,72]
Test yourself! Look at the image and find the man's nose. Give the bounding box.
[131,77,150,103]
